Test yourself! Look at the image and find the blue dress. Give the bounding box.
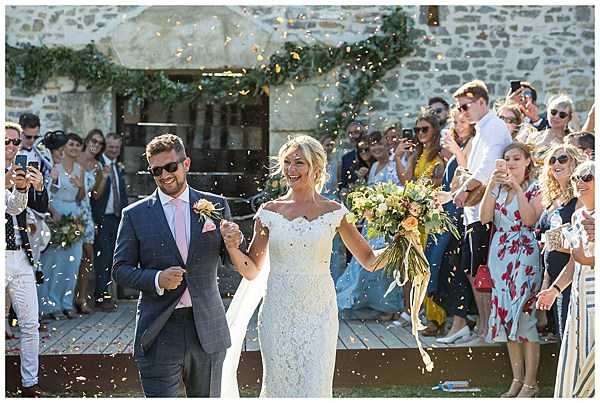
[80,169,96,244]
[335,160,404,314]
[38,163,84,315]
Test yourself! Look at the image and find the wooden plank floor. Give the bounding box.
[5,300,557,356]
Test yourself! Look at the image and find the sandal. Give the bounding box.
[501,378,523,397]
[517,383,538,398]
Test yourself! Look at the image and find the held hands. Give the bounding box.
[158,266,186,290]
[5,166,28,191]
[536,287,559,311]
[220,219,242,249]
[452,189,468,208]
[581,210,594,243]
[27,166,44,191]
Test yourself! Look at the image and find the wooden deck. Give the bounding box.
[6,300,556,356]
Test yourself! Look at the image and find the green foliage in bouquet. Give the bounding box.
[47,214,86,249]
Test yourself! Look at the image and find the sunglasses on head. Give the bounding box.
[549,154,569,165]
[5,138,22,146]
[413,126,430,135]
[572,173,594,183]
[550,109,569,119]
[148,159,184,177]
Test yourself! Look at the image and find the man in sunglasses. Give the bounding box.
[428,96,450,128]
[112,133,242,397]
[5,121,49,397]
[452,80,513,341]
[91,132,129,311]
[17,113,51,177]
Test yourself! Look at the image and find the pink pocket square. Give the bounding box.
[202,219,217,233]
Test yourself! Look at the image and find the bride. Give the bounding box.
[220,135,395,397]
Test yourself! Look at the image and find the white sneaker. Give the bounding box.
[436,325,471,344]
[392,311,412,328]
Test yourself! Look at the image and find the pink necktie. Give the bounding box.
[172,199,192,308]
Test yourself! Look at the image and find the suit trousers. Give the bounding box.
[94,214,119,302]
[135,308,226,397]
[6,250,39,387]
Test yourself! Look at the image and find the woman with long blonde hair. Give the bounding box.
[221,134,398,398]
[537,144,584,339]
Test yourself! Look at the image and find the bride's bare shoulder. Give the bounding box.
[261,198,287,213]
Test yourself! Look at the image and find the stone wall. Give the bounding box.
[6,5,595,148]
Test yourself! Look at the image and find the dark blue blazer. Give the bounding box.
[112,187,232,357]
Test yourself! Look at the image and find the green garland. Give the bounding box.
[6,7,418,138]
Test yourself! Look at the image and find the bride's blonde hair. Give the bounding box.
[273,135,329,193]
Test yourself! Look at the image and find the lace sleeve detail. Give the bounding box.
[254,206,274,230]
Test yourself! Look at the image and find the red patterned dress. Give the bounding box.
[487,181,542,343]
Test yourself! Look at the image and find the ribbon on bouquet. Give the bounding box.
[383,230,434,373]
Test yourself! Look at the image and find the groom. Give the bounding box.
[112,134,243,397]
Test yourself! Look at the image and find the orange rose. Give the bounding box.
[363,210,374,221]
[401,216,419,232]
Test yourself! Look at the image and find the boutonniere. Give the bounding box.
[117,162,126,171]
[192,199,223,222]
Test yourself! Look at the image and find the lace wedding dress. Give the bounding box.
[221,204,349,398]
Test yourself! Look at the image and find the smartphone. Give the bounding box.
[495,158,507,172]
[401,128,414,140]
[28,161,39,171]
[14,154,28,172]
[510,80,521,94]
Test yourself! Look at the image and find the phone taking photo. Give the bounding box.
[495,158,507,172]
[401,128,414,140]
[28,161,40,171]
[14,154,28,172]
[510,80,521,95]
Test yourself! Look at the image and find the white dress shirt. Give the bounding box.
[154,185,191,296]
[464,111,512,225]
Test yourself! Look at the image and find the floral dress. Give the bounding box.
[487,181,542,343]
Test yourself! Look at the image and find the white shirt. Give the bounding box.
[102,154,121,215]
[154,185,191,295]
[464,111,512,225]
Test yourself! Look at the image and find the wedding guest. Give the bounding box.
[5,121,49,397]
[495,102,529,141]
[339,137,373,202]
[336,131,403,320]
[396,110,446,334]
[537,144,584,338]
[321,135,346,283]
[565,131,594,160]
[91,132,128,311]
[339,121,366,194]
[480,143,544,397]
[581,103,594,133]
[17,113,52,176]
[428,96,450,128]
[39,133,85,320]
[74,129,106,314]
[505,81,548,131]
[537,160,595,397]
[435,108,476,343]
[39,131,68,192]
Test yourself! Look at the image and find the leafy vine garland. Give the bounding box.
[6,6,418,138]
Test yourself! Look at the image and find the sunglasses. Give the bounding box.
[550,109,569,119]
[499,116,519,125]
[549,154,569,165]
[458,101,474,112]
[24,134,40,140]
[433,107,446,115]
[358,148,370,154]
[5,138,22,146]
[572,173,594,183]
[413,127,430,135]
[90,138,105,146]
[148,159,184,177]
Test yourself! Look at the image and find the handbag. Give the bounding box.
[450,166,485,207]
[474,224,495,293]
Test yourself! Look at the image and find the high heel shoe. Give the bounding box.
[436,325,470,344]
[517,383,538,397]
[500,378,523,397]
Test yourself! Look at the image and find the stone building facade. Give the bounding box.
[6,5,595,158]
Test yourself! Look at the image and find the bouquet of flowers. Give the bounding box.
[346,178,458,372]
[47,214,86,249]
